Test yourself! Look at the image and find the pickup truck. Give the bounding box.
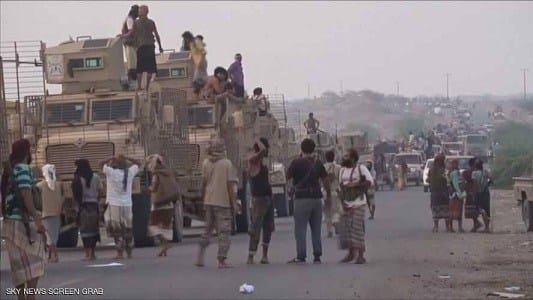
[513,173,533,232]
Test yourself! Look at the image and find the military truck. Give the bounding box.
[513,160,533,232]
[308,129,339,163]
[30,36,195,247]
[338,131,370,155]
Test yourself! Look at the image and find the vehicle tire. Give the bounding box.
[172,201,184,243]
[183,216,192,228]
[235,185,249,233]
[56,219,79,248]
[272,186,289,218]
[523,201,533,232]
[424,186,429,193]
[132,194,155,247]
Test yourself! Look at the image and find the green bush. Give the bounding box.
[492,121,533,188]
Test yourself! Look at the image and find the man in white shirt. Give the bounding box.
[121,5,139,81]
[100,155,142,259]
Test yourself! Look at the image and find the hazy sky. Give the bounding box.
[1,1,532,99]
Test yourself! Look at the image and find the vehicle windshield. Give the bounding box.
[395,155,421,165]
[188,106,214,127]
[446,157,472,170]
[426,160,434,168]
[444,143,462,151]
[466,135,487,144]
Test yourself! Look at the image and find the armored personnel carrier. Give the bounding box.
[151,47,283,233]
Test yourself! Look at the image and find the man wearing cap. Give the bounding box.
[196,137,240,268]
[228,53,244,97]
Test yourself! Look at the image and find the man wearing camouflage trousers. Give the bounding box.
[196,137,240,268]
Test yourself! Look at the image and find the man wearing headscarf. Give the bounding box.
[37,164,64,263]
[100,154,142,259]
[196,137,239,268]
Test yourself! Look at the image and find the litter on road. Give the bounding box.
[86,262,125,268]
[438,275,451,279]
[487,291,526,299]
[239,283,255,294]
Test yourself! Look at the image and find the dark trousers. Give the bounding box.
[233,84,245,97]
[293,197,323,260]
[248,196,275,253]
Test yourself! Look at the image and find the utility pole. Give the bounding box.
[307,83,310,99]
[396,81,400,97]
[522,68,528,101]
[445,73,451,100]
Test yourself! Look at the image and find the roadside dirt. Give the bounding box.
[420,189,533,299]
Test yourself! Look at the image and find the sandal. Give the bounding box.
[287,258,306,265]
[260,258,269,264]
[355,257,366,264]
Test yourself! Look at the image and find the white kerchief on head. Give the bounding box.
[42,164,56,191]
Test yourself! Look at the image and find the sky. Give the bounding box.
[1,1,532,99]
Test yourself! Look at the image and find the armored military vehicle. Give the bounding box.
[151,47,283,233]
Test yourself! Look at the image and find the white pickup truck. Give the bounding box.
[513,166,533,231]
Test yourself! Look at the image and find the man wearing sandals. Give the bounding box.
[246,138,275,265]
[196,137,240,268]
[286,138,331,264]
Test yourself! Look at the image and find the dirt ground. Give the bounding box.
[419,189,533,299]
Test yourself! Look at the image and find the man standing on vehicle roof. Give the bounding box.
[122,5,163,91]
[228,53,244,97]
[304,113,320,135]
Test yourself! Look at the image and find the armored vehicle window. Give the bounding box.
[47,103,85,124]
[466,135,487,143]
[156,69,170,78]
[92,99,133,121]
[394,155,422,165]
[69,58,85,69]
[170,67,186,78]
[168,52,189,60]
[188,106,214,126]
[85,57,103,68]
[82,39,110,49]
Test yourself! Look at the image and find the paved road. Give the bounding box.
[1,186,531,299]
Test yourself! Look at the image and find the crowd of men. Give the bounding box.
[118,4,266,108]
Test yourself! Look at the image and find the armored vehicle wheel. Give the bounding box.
[183,216,192,228]
[172,201,184,242]
[57,224,79,248]
[523,201,533,232]
[132,194,154,247]
[235,187,249,233]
